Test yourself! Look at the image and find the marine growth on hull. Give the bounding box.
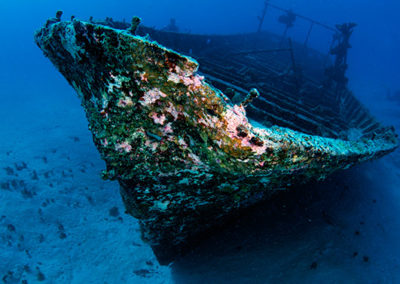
[35,10,398,264]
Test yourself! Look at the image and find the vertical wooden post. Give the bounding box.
[304,21,314,48]
[288,38,301,91]
[257,0,270,33]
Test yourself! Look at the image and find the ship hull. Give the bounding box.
[35,19,398,264]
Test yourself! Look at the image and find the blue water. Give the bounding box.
[1,0,399,283]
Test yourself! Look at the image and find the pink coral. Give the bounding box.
[167,65,204,91]
[140,88,167,106]
[177,137,188,149]
[163,123,173,134]
[117,97,133,107]
[151,112,166,125]
[188,153,202,165]
[224,105,267,155]
[115,141,132,153]
[140,72,149,82]
[165,102,179,120]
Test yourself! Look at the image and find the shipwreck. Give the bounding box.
[35,8,398,264]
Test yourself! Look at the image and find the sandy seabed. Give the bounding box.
[1,88,399,284]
